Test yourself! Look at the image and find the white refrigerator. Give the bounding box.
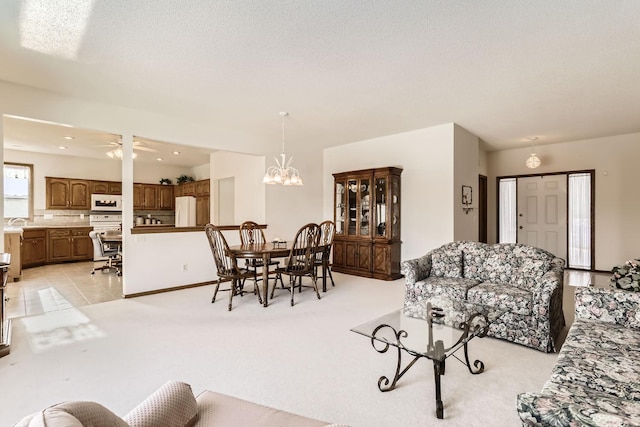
[175,196,196,226]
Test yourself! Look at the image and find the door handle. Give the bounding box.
[519,226,523,229]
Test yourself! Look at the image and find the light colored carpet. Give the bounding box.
[0,273,560,426]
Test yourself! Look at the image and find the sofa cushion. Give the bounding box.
[431,249,463,278]
[466,282,532,315]
[15,401,128,427]
[512,258,551,290]
[415,277,480,301]
[124,380,198,427]
[462,246,487,280]
[195,390,328,427]
[544,319,640,401]
[480,249,517,284]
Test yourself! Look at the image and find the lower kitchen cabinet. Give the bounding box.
[47,228,93,263]
[22,229,47,268]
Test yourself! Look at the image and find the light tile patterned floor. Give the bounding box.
[5,261,122,319]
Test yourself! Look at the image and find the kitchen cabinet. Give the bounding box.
[141,185,157,209]
[134,183,173,210]
[108,182,122,195]
[195,179,210,225]
[332,167,402,280]
[133,184,156,209]
[195,179,210,196]
[157,185,174,210]
[46,177,91,210]
[90,180,122,195]
[180,182,196,196]
[196,196,210,226]
[3,231,22,281]
[21,229,47,268]
[47,227,93,263]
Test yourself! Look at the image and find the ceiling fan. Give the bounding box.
[97,139,157,159]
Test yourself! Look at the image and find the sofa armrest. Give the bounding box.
[531,262,564,306]
[401,253,432,285]
[575,286,640,328]
[124,381,198,427]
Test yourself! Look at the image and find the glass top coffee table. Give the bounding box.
[351,296,506,419]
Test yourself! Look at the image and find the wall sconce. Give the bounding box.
[462,185,473,214]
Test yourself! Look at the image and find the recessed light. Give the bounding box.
[156,157,164,161]
[58,146,68,150]
[172,151,180,155]
[63,136,74,140]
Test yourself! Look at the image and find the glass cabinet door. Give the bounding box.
[391,175,400,239]
[335,181,345,235]
[347,179,358,235]
[359,178,370,237]
[374,176,387,238]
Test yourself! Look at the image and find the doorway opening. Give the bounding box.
[497,170,594,270]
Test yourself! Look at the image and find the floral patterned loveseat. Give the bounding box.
[517,287,640,426]
[401,241,565,353]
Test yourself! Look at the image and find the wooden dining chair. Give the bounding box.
[205,223,262,311]
[239,221,281,273]
[314,220,336,290]
[271,223,322,306]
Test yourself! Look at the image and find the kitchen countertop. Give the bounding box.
[3,225,93,233]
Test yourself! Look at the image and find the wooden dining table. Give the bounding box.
[228,242,291,307]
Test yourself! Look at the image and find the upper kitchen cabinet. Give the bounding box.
[180,182,196,196]
[46,177,91,210]
[157,185,174,210]
[133,183,159,210]
[133,183,174,210]
[90,180,122,195]
[195,179,210,197]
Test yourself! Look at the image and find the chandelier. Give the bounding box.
[262,112,303,186]
[525,137,541,169]
[107,148,137,160]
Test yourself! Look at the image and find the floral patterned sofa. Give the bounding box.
[517,287,640,426]
[402,241,565,353]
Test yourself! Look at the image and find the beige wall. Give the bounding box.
[323,123,480,261]
[453,124,479,241]
[487,132,640,270]
[210,151,265,226]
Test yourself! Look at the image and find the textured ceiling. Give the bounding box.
[0,0,639,158]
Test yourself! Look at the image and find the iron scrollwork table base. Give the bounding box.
[369,306,490,420]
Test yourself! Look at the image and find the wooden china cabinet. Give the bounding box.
[332,167,402,280]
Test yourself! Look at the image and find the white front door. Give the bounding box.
[517,175,567,260]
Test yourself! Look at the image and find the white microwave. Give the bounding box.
[91,194,123,212]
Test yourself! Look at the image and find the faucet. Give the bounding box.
[8,218,27,227]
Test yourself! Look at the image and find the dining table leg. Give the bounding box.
[262,253,270,307]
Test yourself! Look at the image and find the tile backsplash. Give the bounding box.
[6,209,175,228]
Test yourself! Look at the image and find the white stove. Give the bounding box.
[89,214,122,232]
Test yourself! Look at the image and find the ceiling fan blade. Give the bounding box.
[133,146,157,152]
